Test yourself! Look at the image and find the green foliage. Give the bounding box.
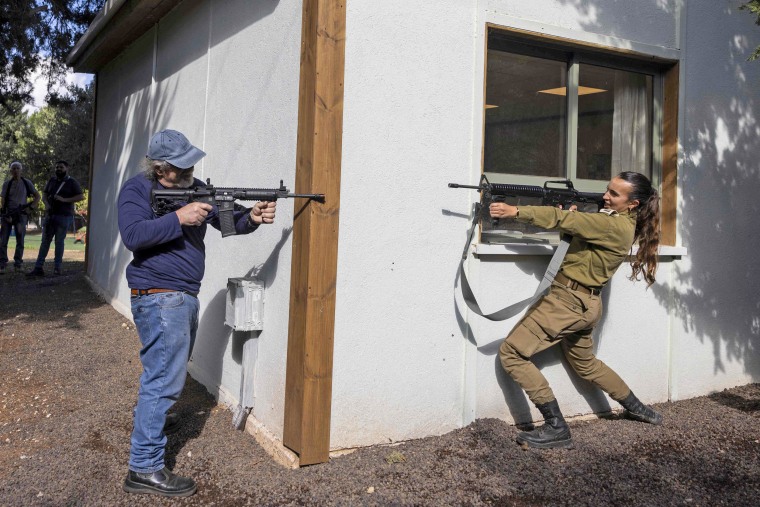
[0,81,92,192]
[741,0,760,61]
[0,1,103,110]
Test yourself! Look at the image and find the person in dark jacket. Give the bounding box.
[118,129,276,497]
[26,160,84,277]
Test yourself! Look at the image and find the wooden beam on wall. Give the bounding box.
[661,63,679,246]
[283,0,345,466]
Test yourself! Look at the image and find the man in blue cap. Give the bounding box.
[118,129,276,497]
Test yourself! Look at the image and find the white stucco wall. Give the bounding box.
[332,0,759,449]
[87,0,760,452]
[87,0,301,439]
[333,0,478,448]
[667,0,760,399]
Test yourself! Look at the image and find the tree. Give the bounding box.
[1,82,93,191]
[741,0,760,61]
[0,99,28,173]
[0,1,103,111]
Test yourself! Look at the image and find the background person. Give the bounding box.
[0,161,40,274]
[489,171,663,449]
[118,129,276,497]
[26,161,84,277]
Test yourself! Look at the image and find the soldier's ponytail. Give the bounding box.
[617,172,660,287]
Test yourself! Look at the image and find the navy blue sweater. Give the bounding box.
[118,174,258,293]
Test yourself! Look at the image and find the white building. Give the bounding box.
[68,0,760,466]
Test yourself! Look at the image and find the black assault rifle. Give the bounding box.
[448,174,605,259]
[152,179,325,237]
[448,174,605,212]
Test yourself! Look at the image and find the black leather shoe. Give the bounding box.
[123,468,196,497]
[163,412,181,435]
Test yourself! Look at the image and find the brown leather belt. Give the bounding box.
[554,272,601,296]
[130,288,198,298]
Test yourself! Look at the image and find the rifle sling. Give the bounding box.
[457,208,571,322]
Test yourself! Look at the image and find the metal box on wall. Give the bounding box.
[225,277,265,331]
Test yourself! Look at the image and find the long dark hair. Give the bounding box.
[617,171,659,286]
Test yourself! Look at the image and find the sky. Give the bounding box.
[23,66,93,114]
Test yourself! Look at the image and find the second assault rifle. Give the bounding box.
[152,179,325,237]
[448,174,605,259]
[448,174,605,213]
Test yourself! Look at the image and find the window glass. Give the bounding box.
[577,64,653,181]
[484,51,566,179]
[481,35,661,244]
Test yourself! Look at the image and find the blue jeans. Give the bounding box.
[129,291,199,473]
[0,214,28,267]
[35,215,73,270]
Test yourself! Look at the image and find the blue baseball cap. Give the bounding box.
[147,129,206,169]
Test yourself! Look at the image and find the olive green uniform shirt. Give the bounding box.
[515,206,636,289]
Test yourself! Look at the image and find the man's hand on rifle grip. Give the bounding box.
[176,202,212,227]
[250,201,277,225]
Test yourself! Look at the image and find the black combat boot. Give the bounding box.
[618,391,663,425]
[123,467,197,497]
[516,399,573,449]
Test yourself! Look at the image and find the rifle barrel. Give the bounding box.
[448,183,483,190]
[290,193,325,202]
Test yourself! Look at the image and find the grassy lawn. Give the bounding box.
[3,230,86,265]
[20,232,87,252]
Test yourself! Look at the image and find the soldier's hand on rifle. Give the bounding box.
[176,202,212,227]
[250,201,277,225]
[489,202,519,219]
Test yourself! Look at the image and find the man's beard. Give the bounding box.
[176,172,195,188]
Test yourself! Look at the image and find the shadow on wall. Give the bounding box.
[206,0,295,186]
[651,79,760,377]
[88,49,179,293]
[193,227,293,402]
[556,0,760,380]
[156,0,280,81]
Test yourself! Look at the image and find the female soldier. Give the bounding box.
[488,171,662,449]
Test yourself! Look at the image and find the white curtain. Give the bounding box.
[611,71,652,173]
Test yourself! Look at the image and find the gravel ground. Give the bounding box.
[1,254,759,506]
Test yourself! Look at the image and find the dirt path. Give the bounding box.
[1,258,759,506]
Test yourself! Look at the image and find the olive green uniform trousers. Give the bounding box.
[499,282,631,405]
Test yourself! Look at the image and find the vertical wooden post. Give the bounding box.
[661,63,679,246]
[283,0,345,465]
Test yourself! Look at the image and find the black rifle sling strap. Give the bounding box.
[22,178,35,198]
[1,179,10,214]
[457,204,572,321]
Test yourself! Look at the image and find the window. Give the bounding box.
[481,29,677,244]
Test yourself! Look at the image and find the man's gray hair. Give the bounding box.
[142,158,172,182]
[9,161,22,170]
